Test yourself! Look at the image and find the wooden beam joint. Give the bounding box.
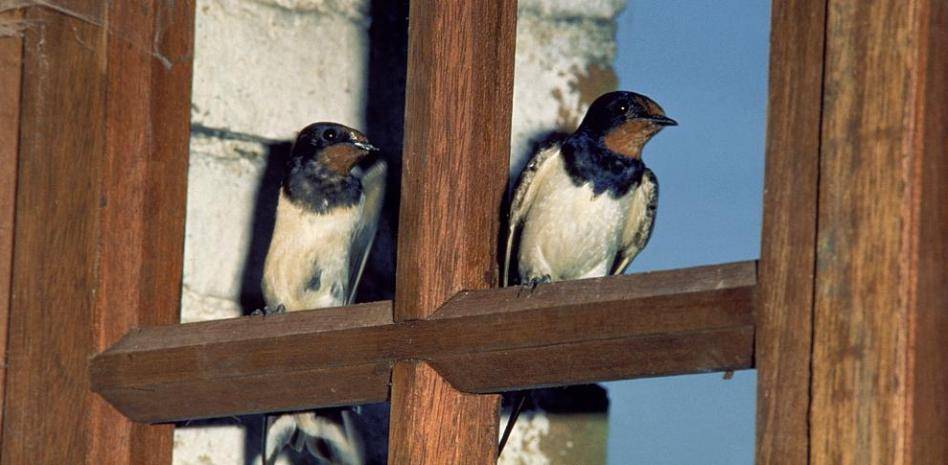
[90,261,757,423]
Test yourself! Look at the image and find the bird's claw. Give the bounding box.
[516,276,550,298]
[251,304,287,316]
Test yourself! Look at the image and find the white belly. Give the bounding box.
[518,166,626,281]
[262,192,362,310]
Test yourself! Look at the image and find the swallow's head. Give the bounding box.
[575,91,676,159]
[290,122,378,177]
[283,122,379,212]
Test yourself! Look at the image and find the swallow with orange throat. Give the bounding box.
[260,122,386,465]
[504,90,677,287]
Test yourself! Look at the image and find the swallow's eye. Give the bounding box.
[322,129,337,141]
[617,103,629,114]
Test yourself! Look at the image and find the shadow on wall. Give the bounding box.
[237,140,292,312]
[357,0,410,304]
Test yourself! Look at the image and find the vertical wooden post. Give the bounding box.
[0,2,194,465]
[755,1,826,464]
[907,5,947,461]
[390,0,517,463]
[2,3,111,462]
[0,8,24,448]
[811,1,946,465]
[90,2,194,464]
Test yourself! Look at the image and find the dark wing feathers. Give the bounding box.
[346,160,387,304]
[612,168,658,275]
[503,145,561,286]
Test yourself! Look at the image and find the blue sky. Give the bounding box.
[603,1,771,464]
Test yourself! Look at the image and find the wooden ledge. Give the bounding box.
[90,261,757,423]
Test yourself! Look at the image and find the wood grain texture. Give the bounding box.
[91,3,194,465]
[428,261,756,391]
[90,262,755,423]
[908,2,946,462]
[0,2,194,465]
[93,302,395,421]
[811,0,946,464]
[1,4,110,463]
[435,260,755,319]
[394,0,517,320]
[388,362,499,465]
[390,0,516,463]
[431,326,754,393]
[0,8,23,449]
[754,1,826,464]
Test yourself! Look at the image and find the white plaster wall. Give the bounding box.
[509,3,622,175]
[175,0,625,463]
[191,0,369,139]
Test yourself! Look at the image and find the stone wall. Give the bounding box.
[175,0,625,463]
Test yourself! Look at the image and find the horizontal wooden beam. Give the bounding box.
[91,261,757,423]
[428,260,756,392]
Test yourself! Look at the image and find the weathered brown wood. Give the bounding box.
[435,260,754,318]
[2,4,111,463]
[432,326,754,393]
[430,261,756,391]
[811,1,946,464]
[390,0,517,463]
[0,8,23,448]
[90,262,755,423]
[389,362,499,465]
[91,3,194,464]
[1,2,194,465]
[94,302,395,422]
[394,0,517,321]
[99,362,394,425]
[909,2,946,463]
[755,0,826,464]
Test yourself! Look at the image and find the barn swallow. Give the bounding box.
[503,91,675,287]
[260,122,386,465]
[498,91,674,458]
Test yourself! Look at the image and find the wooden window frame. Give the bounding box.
[0,1,944,464]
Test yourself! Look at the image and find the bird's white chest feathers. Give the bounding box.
[518,153,629,280]
[262,191,363,310]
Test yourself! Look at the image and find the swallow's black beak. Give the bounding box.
[646,115,678,126]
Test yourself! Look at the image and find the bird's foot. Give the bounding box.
[516,276,551,298]
[251,304,287,316]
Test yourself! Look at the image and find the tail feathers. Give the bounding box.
[295,411,365,465]
[264,411,364,465]
[263,414,298,465]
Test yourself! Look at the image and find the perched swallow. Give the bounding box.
[260,122,386,465]
[503,91,676,286]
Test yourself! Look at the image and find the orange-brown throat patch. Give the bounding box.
[320,144,367,176]
[602,120,658,159]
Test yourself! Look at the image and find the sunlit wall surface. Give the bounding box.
[604,1,771,464]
